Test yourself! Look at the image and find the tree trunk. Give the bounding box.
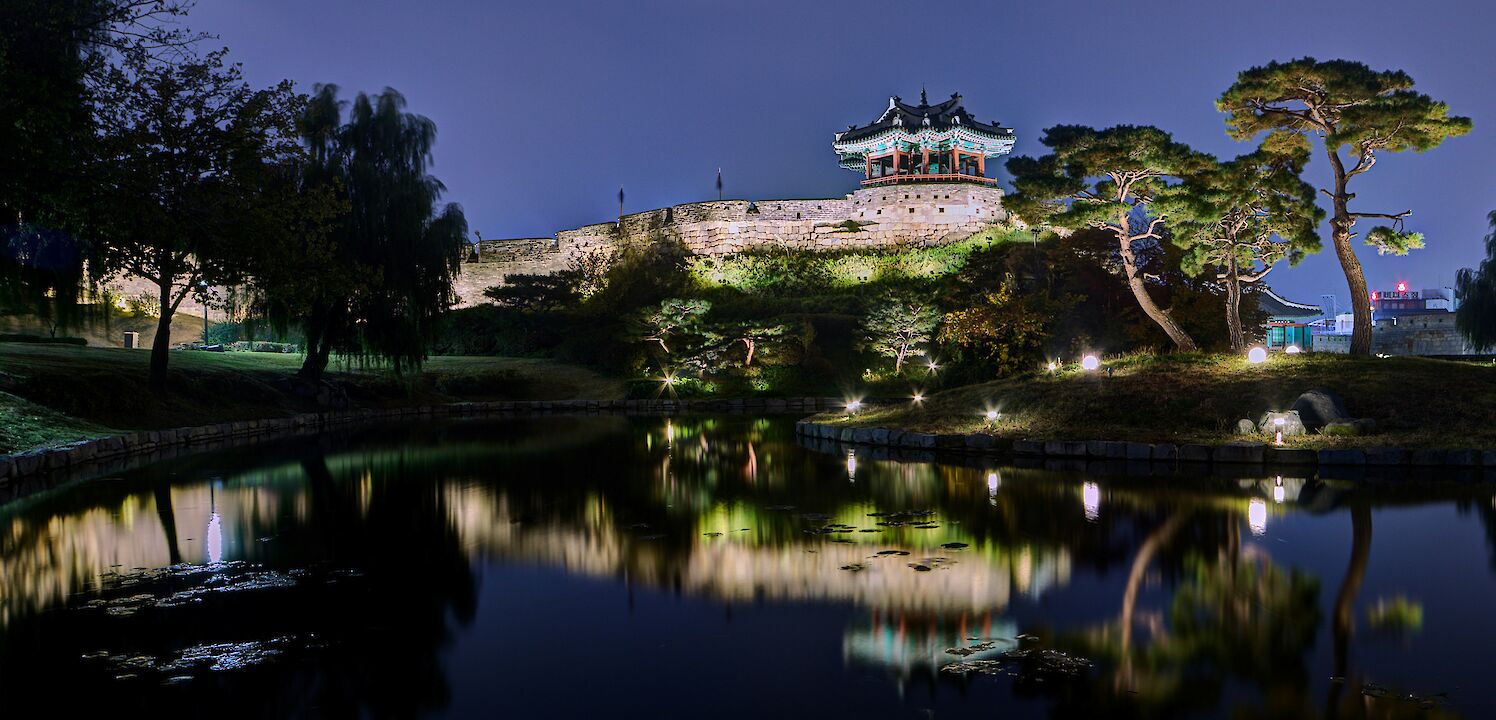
[1117,226,1198,351]
[1326,151,1372,356]
[149,280,175,390]
[1118,511,1188,689]
[741,337,755,367]
[1225,256,1246,352]
[894,346,905,374]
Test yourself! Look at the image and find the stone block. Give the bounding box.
[1214,442,1265,464]
[871,428,891,445]
[1483,450,1496,467]
[965,433,997,450]
[838,428,855,442]
[1012,440,1045,455]
[1318,449,1366,465]
[1152,444,1178,461]
[1362,448,1408,466]
[1410,449,1446,466]
[902,433,937,449]
[1445,449,1481,467]
[1045,440,1088,457]
[851,428,875,444]
[1124,442,1153,460]
[1179,444,1212,463]
[1265,447,1316,465]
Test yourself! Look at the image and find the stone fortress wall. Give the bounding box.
[452,183,1006,306]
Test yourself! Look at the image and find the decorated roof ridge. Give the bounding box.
[1259,287,1325,318]
[837,91,1013,145]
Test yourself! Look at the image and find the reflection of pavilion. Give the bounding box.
[444,484,1072,614]
[842,610,1018,676]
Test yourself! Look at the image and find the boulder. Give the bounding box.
[1235,419,1256,435]
[1257,410,1306,437]
[1290,388,1349,431]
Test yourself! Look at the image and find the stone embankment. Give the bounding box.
[794,419,1496,477]
[0,397,838,503]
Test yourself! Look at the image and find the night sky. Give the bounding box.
[190,0,1494,305]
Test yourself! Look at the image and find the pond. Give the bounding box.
[2,415,1494,718]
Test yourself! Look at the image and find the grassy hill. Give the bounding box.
[0,343,624,453]
[816,352,1496,450]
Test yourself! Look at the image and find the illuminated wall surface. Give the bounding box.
[3,416,1495,717]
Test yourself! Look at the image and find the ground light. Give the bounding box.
[1274,417,1286,446]
[1247,347,1268,364]
[845,400,862,414]
[985,409,999,421]
[1081,355,1100,371]
[1046,359,1058,374]
[911,392,925,403]
[1285,344,1302,354]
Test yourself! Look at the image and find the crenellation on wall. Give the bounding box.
[454,182,1008,307]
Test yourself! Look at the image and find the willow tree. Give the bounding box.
[1218,58,1471,356]
[1455,212,1496,351]
[256,86,468,382]
[1006,125,1211,351]
[1162,133,1323,351]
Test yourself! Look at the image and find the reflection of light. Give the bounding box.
[1247,347,1268,364]
[1081,355,1099,371]
[987,472,1000,506]
[1285,344,1302,354]
[665,420,673,447]
[207,485,223,565]
[1248,498,1268,535]
[1273,484,1285,504]
[846,451,857,481]
[1082,482,1100,521]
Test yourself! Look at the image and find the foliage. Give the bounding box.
[638,298,711,357]
[1456,212,1496,350]
[1218,57,1472,355]
[863,293,940,373]
[0,0,201,328]
[253,85,468,381]
[1006,125,1212,351]
[688,230,1026,296]
[939,284,1073,377]
[483,274,579,311]
[1160,134,1322,349]
[89,46,304,386]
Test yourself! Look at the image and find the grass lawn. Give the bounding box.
[0,343,624,454]
[815,352,1496,450]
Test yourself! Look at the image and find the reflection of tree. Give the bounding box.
[1326,503,1372,719]
[0,444,479,717]
[1042,506,1322,718]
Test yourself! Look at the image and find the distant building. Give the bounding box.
[1314,283,1479,356]
[833,90,1017,188]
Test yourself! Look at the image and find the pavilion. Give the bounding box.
[833,91,1016,187]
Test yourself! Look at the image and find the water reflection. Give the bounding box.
[0,415,1493,718]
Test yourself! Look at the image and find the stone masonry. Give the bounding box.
[453,183,1007,307]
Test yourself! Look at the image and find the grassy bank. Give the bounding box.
[815,353,1496,450]
[0,344,624,453]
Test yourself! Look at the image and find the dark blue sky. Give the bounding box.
[191,0,1493,304]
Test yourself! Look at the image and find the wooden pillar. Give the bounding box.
[952,149,960,175]
[921,147,929,175]
[892,149,900,175]
[865,155,871,179]
[977,154,985,177]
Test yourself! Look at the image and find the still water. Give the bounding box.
[2,415,1495,718]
